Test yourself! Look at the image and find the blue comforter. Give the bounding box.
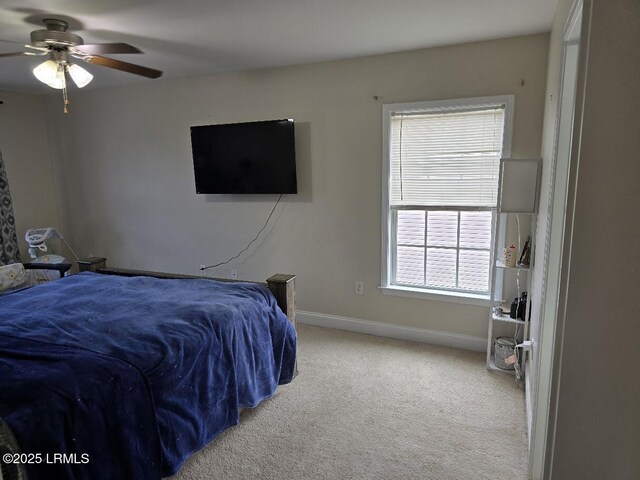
[0,272,297,479]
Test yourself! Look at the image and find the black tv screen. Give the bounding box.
[191,119,297,194]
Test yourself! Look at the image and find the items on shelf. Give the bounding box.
[494,337,517,370]
[493,303,513,317]
[517,235,532,267]
[503,244,517,267]
[509,292,528,320]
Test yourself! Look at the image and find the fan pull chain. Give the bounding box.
[62,86,69,114]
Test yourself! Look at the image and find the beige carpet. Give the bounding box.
[173,324,528,479]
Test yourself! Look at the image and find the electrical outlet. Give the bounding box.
[355,281,364,295]
[231,268,238,280]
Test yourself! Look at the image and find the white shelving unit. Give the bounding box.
[486,158,541,376]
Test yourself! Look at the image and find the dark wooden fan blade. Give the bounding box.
[74,43,142,55]
[0,52,25,58]
[85,55,162,79]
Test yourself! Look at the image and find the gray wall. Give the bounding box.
[549,0,640,477]
[0,90,60,258]
[44,34,549,340]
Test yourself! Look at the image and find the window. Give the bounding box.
[381,96,513,302]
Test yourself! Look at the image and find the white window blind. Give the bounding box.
[389,107,505,208]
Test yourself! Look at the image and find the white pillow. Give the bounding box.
[0,263,28,292]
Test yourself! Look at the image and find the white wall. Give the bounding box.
[0,90,60,259]
[45,34,549,339]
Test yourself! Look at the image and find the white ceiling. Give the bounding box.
[0,0,557,93]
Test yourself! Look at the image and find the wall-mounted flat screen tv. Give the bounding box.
[191,119,297,194]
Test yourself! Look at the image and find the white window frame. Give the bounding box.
[380,95,514,305]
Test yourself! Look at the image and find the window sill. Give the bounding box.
[380,285,491,306]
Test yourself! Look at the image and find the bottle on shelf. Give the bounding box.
[503,244,517,267]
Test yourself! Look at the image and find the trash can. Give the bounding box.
[494,336,516,370]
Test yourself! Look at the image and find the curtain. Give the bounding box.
[0,149,21,265]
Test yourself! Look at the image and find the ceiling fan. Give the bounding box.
[0,18,163,113]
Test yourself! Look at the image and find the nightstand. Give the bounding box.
[78,257,107,273]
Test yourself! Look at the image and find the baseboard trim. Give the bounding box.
[297,310,486,352]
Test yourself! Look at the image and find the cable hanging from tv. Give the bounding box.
[200,193,283,272]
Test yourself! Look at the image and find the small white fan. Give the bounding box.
[25,227,79,261]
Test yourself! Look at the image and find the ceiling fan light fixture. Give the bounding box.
[33,60,66,89]
[67,63,93,88]
[9,18,163,113]
[33,60,59,86]
[49,64,66,90]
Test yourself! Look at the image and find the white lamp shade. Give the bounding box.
[67,64,93,88]
[33,60,66,89]
[33,60,57,85]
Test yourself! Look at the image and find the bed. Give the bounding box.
[0,260,297,480]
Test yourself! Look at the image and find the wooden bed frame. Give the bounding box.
[77,257,297,328]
